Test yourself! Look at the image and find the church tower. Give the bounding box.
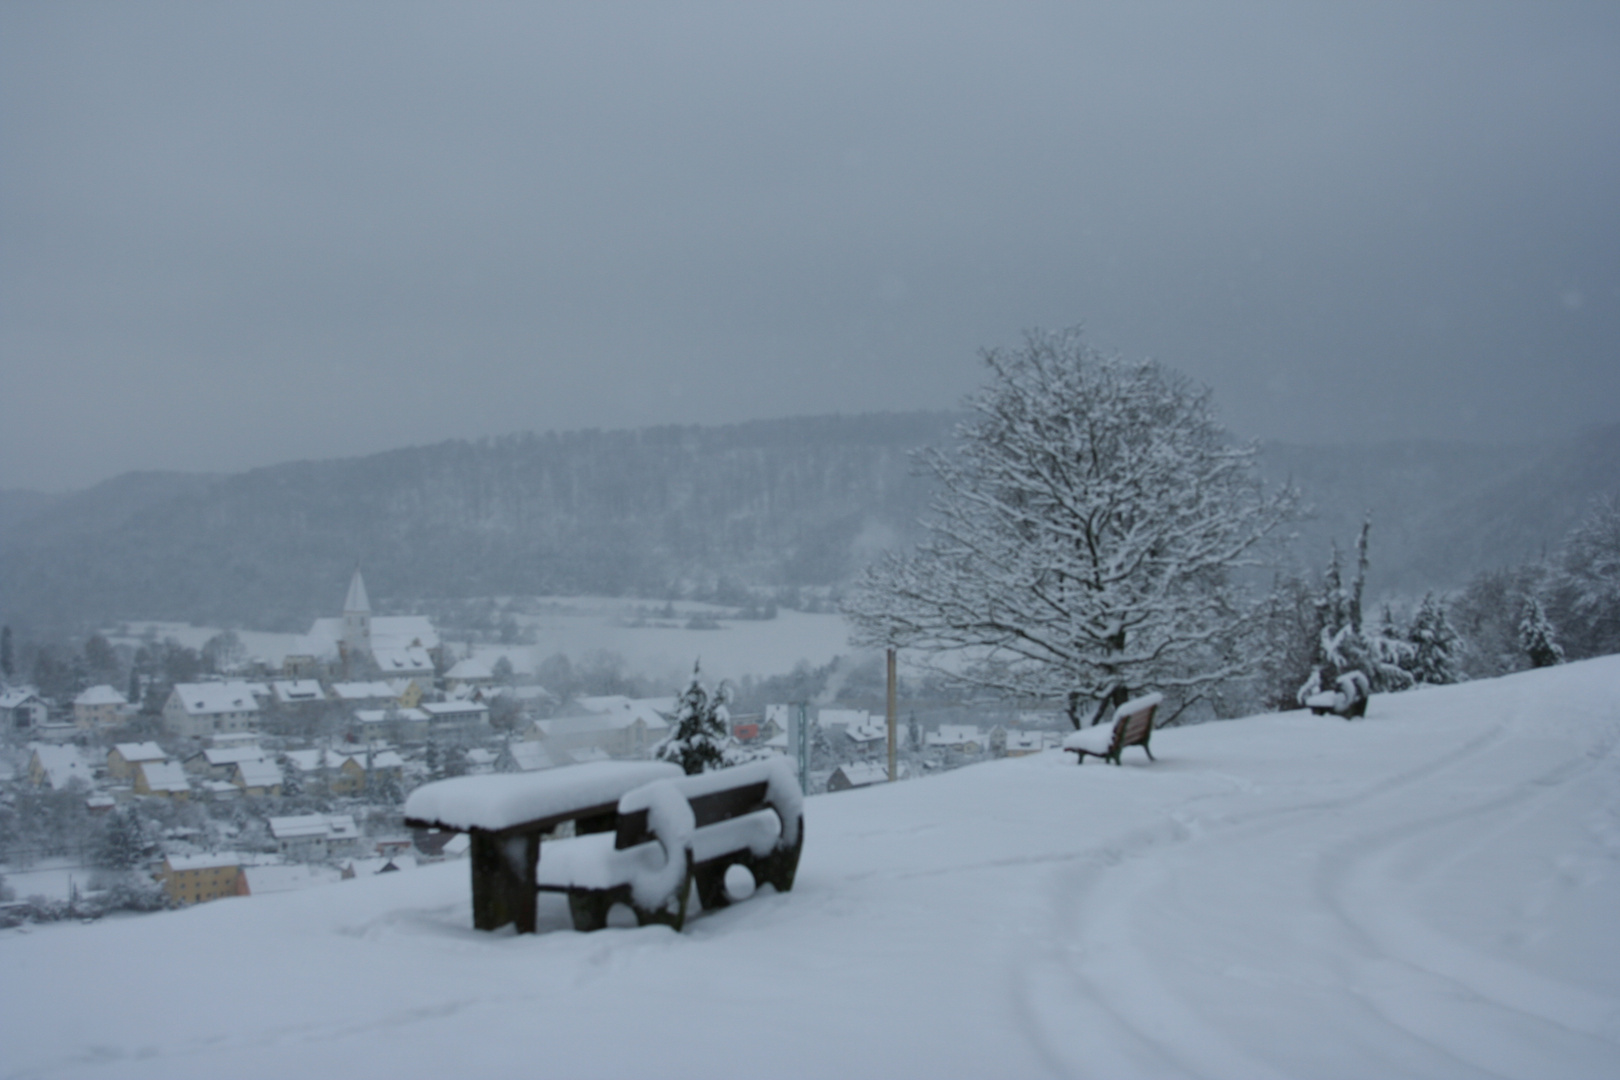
[342,566,372,662]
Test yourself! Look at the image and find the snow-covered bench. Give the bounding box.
[1304,671,1370,719]
[403,759,804,934]
[1062,692,1162,766]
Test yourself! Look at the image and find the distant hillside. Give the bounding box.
[1,414,1614,635]
[0,414,954,633]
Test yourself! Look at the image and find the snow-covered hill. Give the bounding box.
[5,659,1620,1079]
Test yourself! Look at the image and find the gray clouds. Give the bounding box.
[3,2,1618,489]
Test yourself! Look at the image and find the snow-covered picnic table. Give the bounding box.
[404,758,804,934]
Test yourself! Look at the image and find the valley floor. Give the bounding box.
[4,659,1619,1079]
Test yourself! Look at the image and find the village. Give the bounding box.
[0,570,1066,920]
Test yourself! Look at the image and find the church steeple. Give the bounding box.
[342,566,371,660]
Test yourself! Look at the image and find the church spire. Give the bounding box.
[344,566,371,615]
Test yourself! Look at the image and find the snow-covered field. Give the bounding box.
[115,601,854,683]
[5,658,1619,1079]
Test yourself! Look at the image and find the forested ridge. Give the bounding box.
[1,414,1615,635]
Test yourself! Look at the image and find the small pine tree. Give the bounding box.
[1519,595,1565,668]
[1406,592,1462,685]
[655,661,734,775]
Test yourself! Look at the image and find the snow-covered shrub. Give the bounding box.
[655,662,739,775]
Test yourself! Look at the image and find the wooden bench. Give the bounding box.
[1062,692,1162,765]
[403,759,804,934]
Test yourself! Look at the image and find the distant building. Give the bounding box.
[232,758,284,797]
[73,685,129,729]
[1,688,50,731]
[163,682,261,739]
[159,854,247,905]
[268,814,362,861]
[134,760,192,799]
[291,569,441,680]
[26,743,93,790]
[533,696,672,758]
[443,657,496,692]
[827,761,907,791]
[108,742,167,781]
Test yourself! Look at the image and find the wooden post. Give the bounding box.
[886,647,897,782]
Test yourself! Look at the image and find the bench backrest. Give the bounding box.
[615,779,770,849]
[1111,702,1157,753]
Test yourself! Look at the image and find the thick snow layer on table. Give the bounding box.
[7,657,1620,1079]
[402,760,681,832]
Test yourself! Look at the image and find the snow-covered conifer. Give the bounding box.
[1406,592,1462,685]
[655,662,735,775]
[845,328,1296,728]
[1519,595,1565,668]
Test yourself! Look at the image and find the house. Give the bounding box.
[108,742,167,781]
[0,687,50,731]
[762,704,792,742]
[133,760,191,799]
[268,814,362,861]
[843,720,889,756]
[827,761,908,791]
[73,685,129,729]
[419,699,490,733]
[353,706,429,742]
[159,854,247,905]
[184,745,267,780]
[281,747,394,795]
[495,739,565,773]
[27,744,93,790]
[443,657,496,692]
[329,681,397,708]
[269,680,327,708]
[926,725,984,754]
[1004,730,1060,757]
[163,682,261,738]
[537,696,672,758]
[463,747,499,774]
[232,758,284,797]
[816,708,870,733]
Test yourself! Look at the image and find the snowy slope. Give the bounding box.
[5,659,1620,1079]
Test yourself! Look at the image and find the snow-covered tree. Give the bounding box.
[1297,520,1414,709]
[94,807,147,871]
[1519,595,1565,668]
[845,329,1296,729]
[1544,496,1620,660]
[655,662,735,775]
[1405,592,1462,685]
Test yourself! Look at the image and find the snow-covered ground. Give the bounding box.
[5,658,1619,1079]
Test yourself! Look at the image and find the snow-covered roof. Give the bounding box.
[75,684,128,707]
[164,853,243,872]
[502,741,561,772]
[329,681,396,701]
[234,759,283,788]
[172,682,261,716]
[31,744,93,789]
[0,687,42,709]
[268,814,359,841]
[303,616,440,660]
[195,746,265,767]
[270,680,326,704]
[355,707,429,724]
[139,760,191,792]
[846,721,888,744]
[113,741,166,763]
[372,645,435,675]
[420,700,489,718]
[445,657,494,681]
[832,762,894,788]
[566,696,672,731]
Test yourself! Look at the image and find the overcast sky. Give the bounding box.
[3,2,1617,491]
